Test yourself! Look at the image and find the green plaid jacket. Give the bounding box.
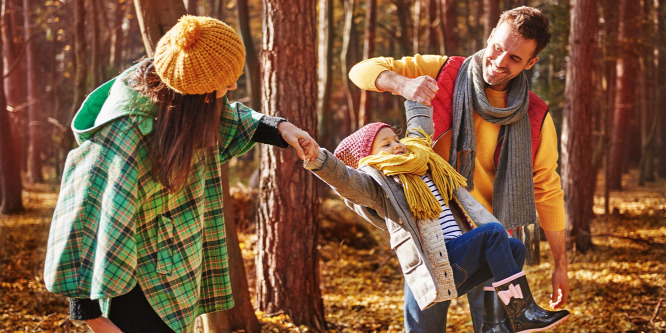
[44,64,261,332]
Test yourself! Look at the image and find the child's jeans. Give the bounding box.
[404,222,526,332]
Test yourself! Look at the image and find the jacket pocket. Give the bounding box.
[155,215,174,275]
[391,229,422,274]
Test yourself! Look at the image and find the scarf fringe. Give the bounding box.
[512,222,541,266]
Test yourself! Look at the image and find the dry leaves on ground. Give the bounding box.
[0,169,664,332]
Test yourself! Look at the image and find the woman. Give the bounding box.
[44,15,317,332]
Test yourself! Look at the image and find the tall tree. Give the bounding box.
[358,0,376,127]
[0,0,23,213]
[483,0,499,41]
[561,0,597,253]
[638,0,659,184]
[395,0,412,54]
[133,0,186,56]
[22,0,42,182]
[608,0,641,190]
[257,0,325,330]
[341,0,358,132]
[237,0,260,111]
[89,0,103,87]
[317,0,335,149]
[2,0,25,173]
[658,0,666,178]
[440,0,458,55]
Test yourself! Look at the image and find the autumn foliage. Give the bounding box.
[0,169,664,332]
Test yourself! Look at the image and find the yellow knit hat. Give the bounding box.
[154,15,246,95]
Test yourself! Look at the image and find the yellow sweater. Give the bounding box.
[349,54,565,231]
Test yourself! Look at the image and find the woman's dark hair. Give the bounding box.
[129,59,221,192]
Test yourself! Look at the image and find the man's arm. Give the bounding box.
[543,229,569,309]
[348,54,447,105]
[375,71,439,106]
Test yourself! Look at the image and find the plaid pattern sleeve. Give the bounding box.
[44,119,141,299]
[219,99,261,162]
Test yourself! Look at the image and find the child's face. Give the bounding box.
[371,127,407,156]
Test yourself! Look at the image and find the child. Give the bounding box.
[303,100,570,332]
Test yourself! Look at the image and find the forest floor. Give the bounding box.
[0,168,664,333]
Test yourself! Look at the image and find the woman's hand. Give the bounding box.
[85,317,124,333]
[277,122,319,160]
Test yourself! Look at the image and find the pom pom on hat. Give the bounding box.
[154,15,246,95]
[334,122,393,168]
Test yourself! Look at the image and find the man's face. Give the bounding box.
[483,22,539,91]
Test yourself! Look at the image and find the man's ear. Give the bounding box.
[525,56,539,70]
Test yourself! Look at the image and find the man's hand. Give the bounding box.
[277,122,319,160]
[550,265,569,309]
[85,317,123,333]
[544,229,569,309]
[375,71,439,106]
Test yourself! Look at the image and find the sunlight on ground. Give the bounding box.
[0,169,664,332]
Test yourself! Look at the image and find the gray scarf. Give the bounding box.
[450,50,540,265]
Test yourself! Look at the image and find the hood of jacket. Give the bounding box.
[71,61,156,145]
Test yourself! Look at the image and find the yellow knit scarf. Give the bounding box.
[359,129,467,221]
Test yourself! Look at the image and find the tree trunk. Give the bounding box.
[22,0,42,182]
[657,0,666,178]
[413,0,421,53]
[89,0,103,87]
[440,0,458,55]
[358,0,376,128]
[483,0,499,41]
[2,0,26,174]
[317,0,335,149]
[111,0,126,69]
[186,0,197,14]
[428,0,440,54]
[237,0,260,111]
[59,0,87,167]
[608,0,640,190]
[0,2,24,213]
[341,0,358,132]
[638,0,659,184]
[561,0,597,254]
[396,0,412,54]
[257,0,325,330]
[133,0,186,56]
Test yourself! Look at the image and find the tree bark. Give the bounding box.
[133,0,186,56]
[358,0,376,128]
[561,0,597,253]
[317,0,335,149]
[657,0,666,178]
[608,0,641,190]
[483,0,499,41]
[111,0,126,69]
[428,0,439,54]
[257,0,325,330]
[22,0,42,182]
[89,0,103,87]
[341,0,358,132]
[2,0,25,173]
[0,0,24,213]
[395,0,412,54]
[237,0,260,111]
[440,0,458,55]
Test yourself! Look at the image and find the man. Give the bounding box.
[349,6,568,332]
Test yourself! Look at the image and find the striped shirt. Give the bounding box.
[421,175,462,241]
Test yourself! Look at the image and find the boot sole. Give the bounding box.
[514,313,571,333]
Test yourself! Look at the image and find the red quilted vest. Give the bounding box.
[431,56,549,166]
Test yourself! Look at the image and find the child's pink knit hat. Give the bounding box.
[334,122,393,168]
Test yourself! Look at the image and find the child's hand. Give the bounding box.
[278,122,319,160]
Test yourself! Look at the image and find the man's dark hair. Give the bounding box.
[497,6,551,57]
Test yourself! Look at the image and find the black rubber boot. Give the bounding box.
[492,272,570,333]
[481,287,514,333]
